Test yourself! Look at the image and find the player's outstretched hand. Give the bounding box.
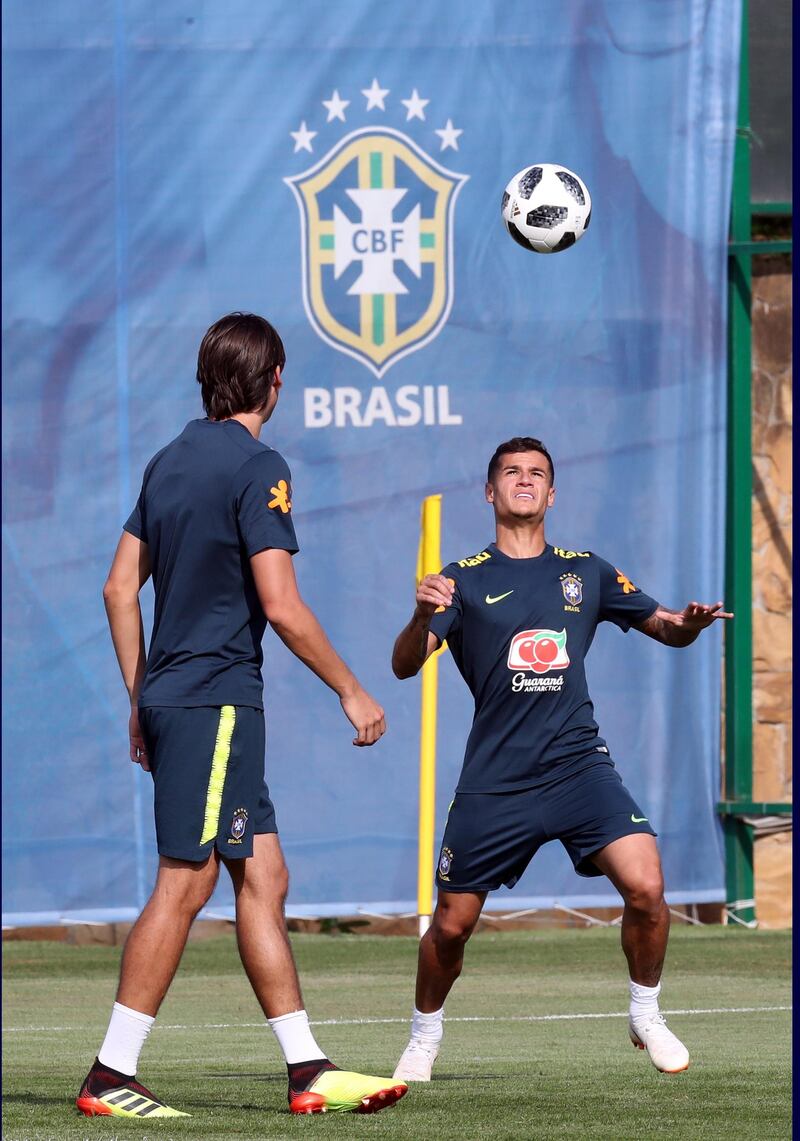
[676,601,734,632]
[129,706,150,771]
[416,573,455,618]
[341,687,387,747]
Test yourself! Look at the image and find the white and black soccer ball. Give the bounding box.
[501,163,591,254]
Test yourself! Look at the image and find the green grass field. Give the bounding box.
[2,927,792,1140]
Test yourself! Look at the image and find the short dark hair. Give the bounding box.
[196,312,286,419]
[487,437,555,484]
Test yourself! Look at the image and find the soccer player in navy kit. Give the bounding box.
[392,437,732,1081]
[77,314,407,1118]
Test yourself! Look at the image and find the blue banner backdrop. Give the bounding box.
[2,1,739,922]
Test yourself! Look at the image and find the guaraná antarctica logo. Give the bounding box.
[285,81,468,428]
[507,629,570,694]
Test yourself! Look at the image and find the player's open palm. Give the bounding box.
[341,687,386,747]
[678,601,734,631]
[416,573,455,617]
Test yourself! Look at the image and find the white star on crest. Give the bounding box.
[362,77,389,111]
[401,88,429,121]
[322,90,350,122]
[435,118,463,151]
[290,120,317,153]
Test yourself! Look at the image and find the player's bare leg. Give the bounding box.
[117,851,222,1013]
[592,833,689,1073]
[77,853,221,1117]
[226,833,407,1114]
[394,890,486,1082]
[223,833,304,1016]
[591,833,669,985]
[416,890,486,1010]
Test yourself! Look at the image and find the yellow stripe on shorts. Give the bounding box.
[200,706,236,845]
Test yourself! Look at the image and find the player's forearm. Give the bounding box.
[392,611,432,679]
[267,599,361,697]
[103,586,147,702]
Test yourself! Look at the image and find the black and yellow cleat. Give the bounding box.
[76,1059,189,1119]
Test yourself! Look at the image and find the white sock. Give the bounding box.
[268,1009,325,1064]
[410,1005,444,1045]
[629,980,661,1023]
[97,1002,155,1076]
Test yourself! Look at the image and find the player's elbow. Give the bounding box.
[263,605,289,632]
[102,576,137,608]
[391,649,419,680]
[263,598,305,635]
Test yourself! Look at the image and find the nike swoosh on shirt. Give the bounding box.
[631,814,649,823]
[485,591,514,605]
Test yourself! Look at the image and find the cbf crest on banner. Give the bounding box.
[286,127,466,377]
[285,81,468,427]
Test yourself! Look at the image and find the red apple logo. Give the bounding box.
[534,637,558,663]
[507,629,569,673]
[517,638,537,664]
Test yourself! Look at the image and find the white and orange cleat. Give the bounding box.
[629,1013,690,1073]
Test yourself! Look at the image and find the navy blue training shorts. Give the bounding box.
[436,760,656,892]
[139,705,277,862]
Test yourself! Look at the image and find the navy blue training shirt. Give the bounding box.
[124,418,298,709]
[428,543,659,792]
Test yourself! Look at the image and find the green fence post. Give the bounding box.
[723,0,755,927]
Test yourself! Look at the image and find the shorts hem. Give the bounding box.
[574,824,658,877]
[436,880,499,894]
[157,845,216,863]
[157,826,276,863]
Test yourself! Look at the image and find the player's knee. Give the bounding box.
[432,911,475,949]
[624,872,665,915]
[186,873,219,915]
[271,861,290,907]
[236,856,289,910]
[155,862,220,917]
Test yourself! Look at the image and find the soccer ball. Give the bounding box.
[501,164,591,254]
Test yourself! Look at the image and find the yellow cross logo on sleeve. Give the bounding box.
[268,480,292,514]
[616,568,637,594]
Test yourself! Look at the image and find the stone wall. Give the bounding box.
[751,256,792,927]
